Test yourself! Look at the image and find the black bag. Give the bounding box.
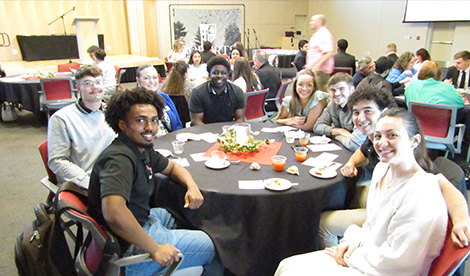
[14,182,88,276]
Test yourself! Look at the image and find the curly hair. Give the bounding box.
[161,60,188,95]
[393,52,415,72]
[348,84,397,111]
[105,87,165,133]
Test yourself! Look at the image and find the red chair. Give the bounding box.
[114,65,120,76]
[428,219,470,276]
[38,141,58,204]
[39,78,77,120]
[58,63,80,73]
[115,68,127,92]
[216,54,229,60]
[332,67,353,76]
[408,101,465,160]
[57,186,198,276]
[266,80,292,120]
[245,88,269,123]
[165,61,175,74]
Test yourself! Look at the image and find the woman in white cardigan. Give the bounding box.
[275,108,447,276]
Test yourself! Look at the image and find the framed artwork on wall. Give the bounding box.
[169,4,245,55]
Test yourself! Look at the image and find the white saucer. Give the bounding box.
[155,149,172,157]
[264,178,292,191]
[204,160,230,169]
[309,136,331,144]
[309,167,337,179]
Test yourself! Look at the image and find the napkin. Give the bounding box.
[190,152,211,162]
[316,152,339,161]
[302,157,342,171]
[307,143,342,152]
[238,180,265,190]
[261,126,296,133]
[171,158,190,167]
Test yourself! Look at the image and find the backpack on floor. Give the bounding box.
[1,102,19,122]
[14,182,88,276]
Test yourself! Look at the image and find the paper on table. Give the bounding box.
[171,158,190,167]
[261,126,296,133]
[176,132,218,143]
[198,132,219,143]
[316,152,339,161]
[302,157,342,171]
[176,133,197,142]
[307,143,342,152]
[238,180,265,190]
[190,152,211,162]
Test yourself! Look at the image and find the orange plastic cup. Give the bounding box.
[299,133,310,146]
[294,146,308,162]
[271,155,287,172]
[299,139,309,146]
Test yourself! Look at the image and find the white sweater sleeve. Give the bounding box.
[47,114,90,188]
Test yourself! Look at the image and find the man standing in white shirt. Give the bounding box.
[306,14,335,92]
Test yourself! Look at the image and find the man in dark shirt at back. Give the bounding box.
[333,39,356,75]
[254,50,282,112]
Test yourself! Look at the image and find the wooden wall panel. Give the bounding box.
[0,0,129,61]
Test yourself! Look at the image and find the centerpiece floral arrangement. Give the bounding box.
[217,128,270,153]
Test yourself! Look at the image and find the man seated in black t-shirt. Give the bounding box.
[319,85,470,254]
[189,56,245,125]
[88,87,222,275]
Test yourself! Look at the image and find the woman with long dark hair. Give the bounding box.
[231,57,261,93]
[275,108,447,276]
[275,69,328,131]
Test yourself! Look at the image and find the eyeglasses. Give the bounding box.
[81,80,103,87]
[142,76,160,81]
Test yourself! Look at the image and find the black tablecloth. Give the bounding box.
[0,79,41,115]
[153,122,352,276]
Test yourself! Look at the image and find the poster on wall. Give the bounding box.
[169,4,245,56]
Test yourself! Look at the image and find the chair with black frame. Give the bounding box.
[408,101,466,160]
[266,80,292,120]
[245,88,269,123]
[115,68,127,92]
[39,77,77,120]
[56,183,197,276]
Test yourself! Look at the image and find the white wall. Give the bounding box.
[307,0,429,60]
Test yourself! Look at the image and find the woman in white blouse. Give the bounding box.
[275,108,447,276]
[187,50,208,87]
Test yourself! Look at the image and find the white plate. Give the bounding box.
[155,149,172,157]
[309,136,331,144]
[309,167,337,179]
[204,160,230,169]
[264,178,292,191]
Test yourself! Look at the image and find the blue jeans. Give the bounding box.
[125,208,220,276]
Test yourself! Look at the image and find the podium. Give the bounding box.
[72,17,100,63]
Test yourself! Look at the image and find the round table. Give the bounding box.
[153,122,353,276]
